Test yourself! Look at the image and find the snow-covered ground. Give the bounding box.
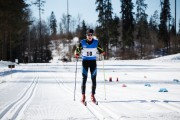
[0,54,180,120]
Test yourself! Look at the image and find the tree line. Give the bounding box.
[0,0,180,63]
[95,0,179,59]
[0,0,52,63]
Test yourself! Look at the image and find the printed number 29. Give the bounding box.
[87,51,92,56]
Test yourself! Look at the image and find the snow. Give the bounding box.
[151,53,180,62]
[0,54,180,120]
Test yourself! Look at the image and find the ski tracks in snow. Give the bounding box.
[86,101,122,120]
[0,75,39,120]
[53,73,122,120]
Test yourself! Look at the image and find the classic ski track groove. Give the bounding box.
[52,72,121,120]
[0,74,39,120]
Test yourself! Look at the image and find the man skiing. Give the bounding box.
[75,29,105,103]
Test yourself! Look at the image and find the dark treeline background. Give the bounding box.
[0,0,180,63]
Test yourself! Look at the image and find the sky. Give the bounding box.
[28,0,180,31]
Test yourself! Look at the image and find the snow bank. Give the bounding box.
[151,53,180,62]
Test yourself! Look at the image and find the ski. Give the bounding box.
[92,101,98,105]
[81,101,87,106]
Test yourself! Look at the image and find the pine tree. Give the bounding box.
[104,0,113,58]
[158,0,171,53]
[104,0,113,22]
[136,0,149,59]
[95,0,114,58]
[50,11,57,37]
[79,20,87,40]
[121,0,134,49]
[33,0,46,62]
[149,10,159,55]
[95,0,106,49]
[95,0,105,26]
[0,0,30,61]
[95,0,105,58]
[149,10,159,31]
[110,15,120,46]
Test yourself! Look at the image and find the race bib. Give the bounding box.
[82,48,97,57]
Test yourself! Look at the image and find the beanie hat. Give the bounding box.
[86,29,94,34]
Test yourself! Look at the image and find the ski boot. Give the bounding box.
[81,94,86,106]
[91,94,98,105]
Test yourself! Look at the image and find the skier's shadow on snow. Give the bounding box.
[99,100,180,103]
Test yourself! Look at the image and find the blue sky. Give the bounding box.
[28,0,179,31]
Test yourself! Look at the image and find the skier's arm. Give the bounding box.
[75,43,83,57]
[97,42,105,55]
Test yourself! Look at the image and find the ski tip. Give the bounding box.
[92,101,98,105]
[81,101,87,106]
[96,101,98,105]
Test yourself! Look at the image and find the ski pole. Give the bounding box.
[74,58,78,101]
[102,56,107,100]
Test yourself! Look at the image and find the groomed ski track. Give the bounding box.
[0,67,39,120]
[54,72,122,120]
[0,61,180,120]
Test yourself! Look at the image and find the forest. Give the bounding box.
[0,0,179,63]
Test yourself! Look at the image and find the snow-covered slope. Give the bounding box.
[151,53,180,62]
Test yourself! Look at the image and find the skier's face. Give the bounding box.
[87,33,93,41]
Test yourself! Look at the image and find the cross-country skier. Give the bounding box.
[75,29,105,103]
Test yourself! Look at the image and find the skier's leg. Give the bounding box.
[91,77,96,94]
[81,73,87,94]
[82,60,88,94]
[90,60,97,97]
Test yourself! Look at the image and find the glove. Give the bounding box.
[75,54,79,58]
[101,52,105,56]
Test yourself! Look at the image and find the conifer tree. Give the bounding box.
[50,11,57,37]
[33,0,45,62]
[95,0,114,58]
[120,0,134,49]
[79,20,87,40]
[149,10,159,31]
[136,0,149,59]
[95,0,105,27]
[0,0,30,61]
[158,0,171,53]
